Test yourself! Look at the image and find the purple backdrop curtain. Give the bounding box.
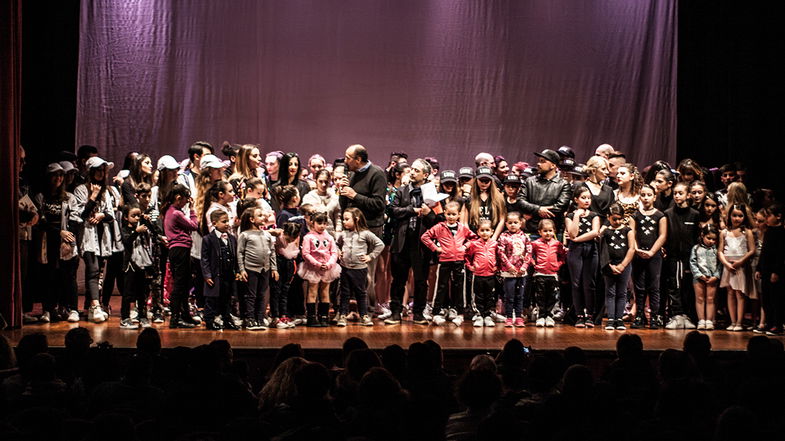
[76,0,677,169]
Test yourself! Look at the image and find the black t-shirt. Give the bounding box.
[505,197,525,217]
[464,196,494,232]
[581,182,614,218]
[575,211,598,237]
[602,225,631,264]
[632,209,664,250]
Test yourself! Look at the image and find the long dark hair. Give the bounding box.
[278,152,302,186]
[128,154,153,188]
[160,183,190,221]
[240,206,262,232]
[200,180,231,235]
[46,170,67,203]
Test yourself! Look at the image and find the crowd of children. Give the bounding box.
[18,142,785,335]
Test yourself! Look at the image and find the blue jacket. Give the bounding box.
[689,244,721,279]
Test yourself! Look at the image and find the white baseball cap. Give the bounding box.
[157,155,180,171]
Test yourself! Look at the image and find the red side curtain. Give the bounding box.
[0,0,23,329]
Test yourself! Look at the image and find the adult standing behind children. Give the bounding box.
[519,149,572,236]
[338,144,387,307]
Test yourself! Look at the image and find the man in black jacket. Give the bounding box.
[384,159,437,324]
[519,149,572,236]
[339,144,387,308]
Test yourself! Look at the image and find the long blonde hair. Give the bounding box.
[194,168,215,230]
[468,177,505,230]
[231,144,261,181]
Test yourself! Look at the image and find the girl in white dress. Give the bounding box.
[718,204,756,331]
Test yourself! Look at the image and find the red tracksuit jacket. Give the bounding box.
[420,222,477,262]
[530,237,566,275]
[464,238,498,277]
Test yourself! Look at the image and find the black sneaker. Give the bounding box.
[615,319,627,331]
[384,314,402,325]
[412,314,428,325]
[585,316,595,328]
[575,316,585,328]
[650,315,663,329]
[631,316,645,329]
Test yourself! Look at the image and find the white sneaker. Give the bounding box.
[39,311,51,323]
[452,315,464,326]
[545,316,555,328]
[361,315,374,326]
[491,311,506,323]
[432,315,446,326]
[697,320,706,330]
[292,316,305,326]
[23,312,39,324]
[535,317,546,327]
[484,316,496,327]
[665,315,683,329]
[446,308,458,321]
[682,315,696,329]
[705,320,714,330]
[473,316,484,327]
[130,307,139,323]
[89,305,107,323]
[67,310,80,323]
[119,318,139,329]
[378,305,392,320]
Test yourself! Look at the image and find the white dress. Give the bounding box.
[720,231,751,295]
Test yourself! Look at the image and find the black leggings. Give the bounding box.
[567,241,598,317]
[122,266,149,319]
[433,261,465,314]
[101,251,124,307]
[245,269,270,321]
[632,253,662,315]
[168,247,192,319]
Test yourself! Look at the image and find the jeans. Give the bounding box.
[567,241,598,317]
[604,265,632,320]
[632,252,662,315]
[503,277,526,318]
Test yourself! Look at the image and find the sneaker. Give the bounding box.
[697,319,706,330]
[575,317,585,328]
[605,320,615,330]
[384,314,402,325]
[139,317,152,328]
[484,316,496,327]
[153,313,165,324]
[347,311,360,322]
[766,327,783,336]
[452,315,464,326]
[535,317,546,327]
[545,316,555,328]
[292,316,306,326]
[491,311,506,323]
[378,308,392,320]
[704,320,714,330]
[682,315,696,329]
[336,314,348,327]
[650,315,663,329]
[473,316,484,327]
[631,316,645,329]
[615,319,626,331]
[752,325,766,334]
[67,310,80,323]
[514,317,525,327]
[130,307,139,323]
[88,305,107,323]
[275,318,289,329]
[446,308,458,321]
[585,316,595,328]
[361,315,374,326]
[23,312,39,324]
[120,318,139,329]
[40,311,51,323]
[505,318,514,327]
[422,304,433,321]
[432,315,446,326]
[412,314,429,325]
[665,315,683,330]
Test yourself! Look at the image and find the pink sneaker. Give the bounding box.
[504,317,513,327]
[514,317,526,327]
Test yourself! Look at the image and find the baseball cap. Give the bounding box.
[157,155,180,171]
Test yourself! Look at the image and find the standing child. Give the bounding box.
[464,220,499,327]
[756,204,785,335]
[337,208,385,327]
[600,203,636,331]
[120,205,154,329]
[271,222,302,329]
[530,219,567,327]
[162,184,198,328]
[689,225,721,330]
[663,182,700,329]
[698,192,724,230]
[298,212,341,327]
[630,184,667,329]
[719,204,757,331]
[238,207,279,331]
[421,201,477,326]
[751,208,768,333]
[201,209,240,330]
[497,212,531,327]
[564,187,600,328]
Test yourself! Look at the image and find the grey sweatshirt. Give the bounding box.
[337,230,384,269]
[237,229,277,273]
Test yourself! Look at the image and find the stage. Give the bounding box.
[2,316,774,352]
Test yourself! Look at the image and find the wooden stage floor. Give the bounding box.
[3,316,777,352]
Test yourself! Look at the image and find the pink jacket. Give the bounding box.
[301,231,338,268]
[497,230,532,276]
[465,238,498,277]
[421,222,477,262]
[530,238,566,275]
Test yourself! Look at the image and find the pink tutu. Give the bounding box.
[297,262,341,283]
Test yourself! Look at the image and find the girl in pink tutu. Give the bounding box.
[299,212,341,326]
